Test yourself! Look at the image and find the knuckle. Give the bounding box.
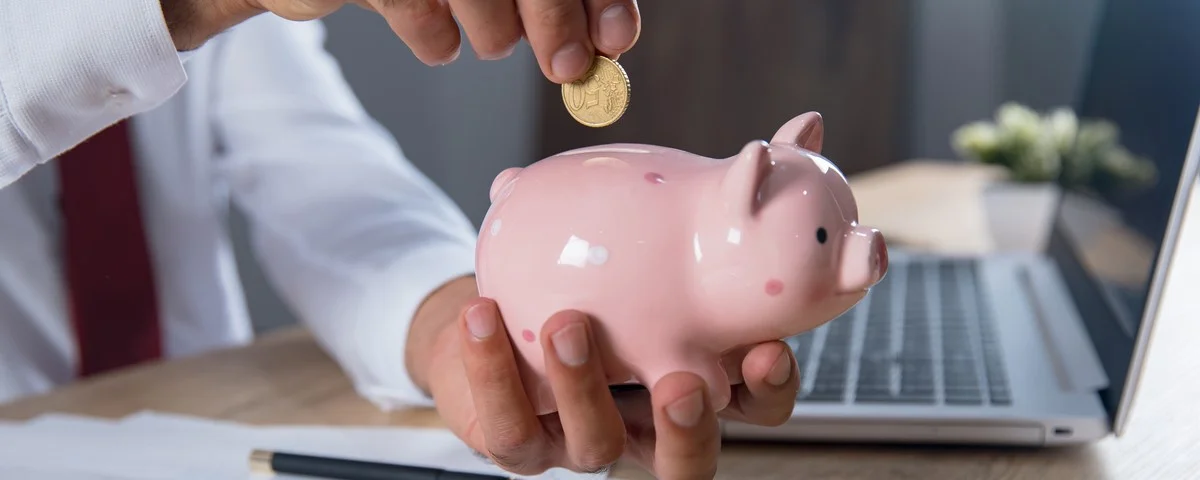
[573,446,622,473]
[470,365,517,393]
[484,422,545,473]
[384,0,439,19]
[534,1,579,32]
[267,0,331,20]
[475,35,520,58]
[486,448,548,475]
[486,449,527,471]
[489,422,540,457]
[576,462,615,475]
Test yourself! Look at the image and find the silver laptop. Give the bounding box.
[723,4,1200,446]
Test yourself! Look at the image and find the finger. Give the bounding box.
[719,341,799,427]
[516,0,594,83]
[583,0,639,57]
[458,298,549,474]
[447,0,523,60]
[649,372,720,479]
[425,321,484,447]
[369,0,463,65]
[609,387,657,472]
[720,345,752,385]
[541,311,625,473]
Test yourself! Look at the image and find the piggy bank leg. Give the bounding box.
[640,353,732,413]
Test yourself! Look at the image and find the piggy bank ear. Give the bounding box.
[722,140,772,219]
[771,112,824,153]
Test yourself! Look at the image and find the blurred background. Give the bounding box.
[236,0,1192,333]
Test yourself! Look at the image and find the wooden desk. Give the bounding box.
[3,162,1199,479]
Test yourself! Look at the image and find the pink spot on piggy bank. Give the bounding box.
[476,112,888,416]
[765,279,784,296]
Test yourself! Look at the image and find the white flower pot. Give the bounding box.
[981,181,1062,252]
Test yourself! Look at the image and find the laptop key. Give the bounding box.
[899,266,934,404]
[854,282,894,402]
[800,313,854,402]
[842,258,1011,407]
[898,356,936,403]
[940,264,983,406]
[854,354,893,402]
[970,261,1012,406]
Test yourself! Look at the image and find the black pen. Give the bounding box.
[249,449,511,480]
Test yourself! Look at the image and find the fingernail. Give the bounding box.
[465,304,495,339]
[551,42,590,81]
[598,5,637,52]
[666,390,704,428]
[766,350,793,386]
[551,323,589,367]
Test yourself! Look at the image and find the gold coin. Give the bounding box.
[561,56,631,128]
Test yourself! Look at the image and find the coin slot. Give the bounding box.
[1053,426,1072,436]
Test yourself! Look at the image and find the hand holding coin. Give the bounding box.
[332,0,642,84]
[562,56,631,128]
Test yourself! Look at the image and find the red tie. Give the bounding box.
[56,119,163,378]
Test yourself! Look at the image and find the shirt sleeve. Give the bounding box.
[0,0,188,189]
[208,15,479,410]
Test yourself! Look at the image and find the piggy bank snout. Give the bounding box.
[837,227,888,294]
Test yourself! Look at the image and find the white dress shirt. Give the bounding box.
[0,1,478,408]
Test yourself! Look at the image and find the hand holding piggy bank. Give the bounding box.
[475,112,888,415]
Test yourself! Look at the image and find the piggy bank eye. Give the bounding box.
[816,227,828,244]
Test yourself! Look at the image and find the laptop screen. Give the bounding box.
[1047,0,1200,423]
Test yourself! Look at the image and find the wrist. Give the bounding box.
[160,0,264,51]
[405,274,479,395]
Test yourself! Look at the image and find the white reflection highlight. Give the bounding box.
[809,155,832,174]
[582,156,628,168]
[561,146,652,156]
[726,228,742,245]
[558,235,590,267]
[558,235,610,267]
[693,233,703,263]
[588,245,609,265]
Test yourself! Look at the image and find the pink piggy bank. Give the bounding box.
[475,112,888,415]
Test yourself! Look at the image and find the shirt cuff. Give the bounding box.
[0,0,187,187]
[350,242,477,411]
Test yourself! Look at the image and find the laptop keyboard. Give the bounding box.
[790,257,1012,406]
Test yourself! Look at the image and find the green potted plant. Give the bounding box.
[951,102,1157,251]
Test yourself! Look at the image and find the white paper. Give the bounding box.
[0,411,609,480]
[0,465,136,480]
